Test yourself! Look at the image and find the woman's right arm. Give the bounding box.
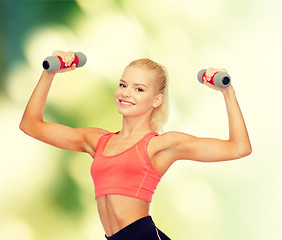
[19,51,107,157]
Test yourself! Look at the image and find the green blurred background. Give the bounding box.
[0,0,281,239]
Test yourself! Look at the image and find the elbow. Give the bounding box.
[19,119,40,137]
[19,119,27,133]
[237,144,252,158]
[19,119,31,135]
[242,146,252,157]
[247,144,252,156]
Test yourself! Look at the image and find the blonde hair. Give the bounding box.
[127,58,169,133]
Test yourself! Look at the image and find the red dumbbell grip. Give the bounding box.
[57,55,79,69]
[202,71,219,85]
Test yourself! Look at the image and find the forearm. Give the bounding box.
[20,70,56,128]
[222,85,252,155]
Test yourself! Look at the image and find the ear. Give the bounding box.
[153,94,164,108]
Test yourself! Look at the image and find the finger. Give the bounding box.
[52,50,65,57]
[56,64,75,73]
[219,68,227,73]
[63,54,70,67]
[52,50,59,56]
[65,51,74,67]
[205,67,215,81]
[70,63,76,70]
[68,51,75,60]
[52,50,69,66]
[66,51,76,67]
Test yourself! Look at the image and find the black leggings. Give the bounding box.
[105,216,171,240]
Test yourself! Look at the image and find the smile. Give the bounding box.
[119,100,135,106]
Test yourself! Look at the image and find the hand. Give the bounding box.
[203,67,230,92]
[52,50,76,73]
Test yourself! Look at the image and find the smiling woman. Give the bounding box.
[19,50,251,240]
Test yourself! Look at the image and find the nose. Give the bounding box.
[121,87,131,98]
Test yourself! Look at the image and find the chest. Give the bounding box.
[96,133,172,176]
[102,136,144,156]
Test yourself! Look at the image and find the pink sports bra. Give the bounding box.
[90,131,162,203]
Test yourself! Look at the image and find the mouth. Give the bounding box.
[119,99,135,106]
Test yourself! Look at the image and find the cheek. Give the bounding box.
[114,88,120,98]
[139,95,154,107]
[114,89,120,105]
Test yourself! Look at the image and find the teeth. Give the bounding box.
[120,100,133,105]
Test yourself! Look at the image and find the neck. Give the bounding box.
[119,115,153,138]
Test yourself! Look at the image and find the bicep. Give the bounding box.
[167,132,244,162]
[22,121,106,154]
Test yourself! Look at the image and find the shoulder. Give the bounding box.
[147,131,194,175]
[80,127,110,156]
[84,127,109,144]
[152,131,195,148]
[149,131,195,157]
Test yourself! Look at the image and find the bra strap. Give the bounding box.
[96,132,115,153]
[143,132,159,145]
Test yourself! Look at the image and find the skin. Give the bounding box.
[20,50,252,237]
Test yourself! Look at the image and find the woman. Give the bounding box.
[20,50,252,240]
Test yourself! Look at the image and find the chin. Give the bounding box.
[116,107,139,118]
[117,110,135,117]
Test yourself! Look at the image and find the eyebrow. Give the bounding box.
[120,79,148,88]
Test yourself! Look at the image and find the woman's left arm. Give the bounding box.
[165,68,252,162]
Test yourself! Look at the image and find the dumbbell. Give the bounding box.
[42,52,87,72]
[197,69,231,88]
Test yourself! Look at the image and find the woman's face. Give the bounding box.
[114,66,162,118]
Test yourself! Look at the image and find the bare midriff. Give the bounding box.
[97,194,150,237]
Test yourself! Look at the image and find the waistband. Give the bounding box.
[105,216,156,240]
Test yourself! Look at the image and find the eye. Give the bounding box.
[136,88,144,92]
[119,83,126,88]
